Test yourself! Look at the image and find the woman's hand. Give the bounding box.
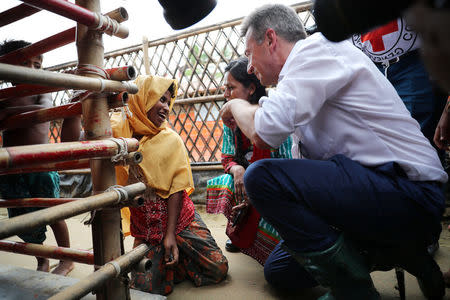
[434,103,450,150]
[230,201,249,226]
[230,165,246,203]
[163,232,179,267]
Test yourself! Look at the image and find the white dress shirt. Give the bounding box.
[254,33,447,183]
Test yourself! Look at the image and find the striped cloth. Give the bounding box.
[206,128,292,265]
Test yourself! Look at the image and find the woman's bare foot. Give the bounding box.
[51,261,74,276]
[37,257,50,272]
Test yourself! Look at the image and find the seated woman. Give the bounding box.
[206,57,316,291]
[111,75,228,295]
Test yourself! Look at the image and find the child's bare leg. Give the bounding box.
[50,220,74,275]
[37,256,50,272]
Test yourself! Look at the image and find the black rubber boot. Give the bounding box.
[290,235,380,300]
[392,246,445,300]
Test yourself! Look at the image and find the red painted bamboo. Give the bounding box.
[0,4,40,27]
[0,92,128,131]
[0,151,141,176]
[0,7,128,65]
[0,198,79,208]
[0,63,139,98]
[107,66,137,81]
[0,28,75,65]
[0,240,94,265]
[0,159,90,176]
[20,0,128,38]
[0,138,139,171]
[0,84,59,101]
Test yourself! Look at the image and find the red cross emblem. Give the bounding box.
[361,20,399,52]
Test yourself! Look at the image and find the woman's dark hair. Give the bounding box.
[225,57,267,169]
[224,56,266,105]
[167,82,175,98]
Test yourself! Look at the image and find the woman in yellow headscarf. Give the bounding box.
[110,75,228,295]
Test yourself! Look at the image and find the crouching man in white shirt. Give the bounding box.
[220,4,447,300]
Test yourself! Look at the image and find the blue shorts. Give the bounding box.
[0,172,59,244]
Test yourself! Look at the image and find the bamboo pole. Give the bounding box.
[0,7,128,65]
[0,182,146,241]
[20,0,128,38]
[0,198,78,208]
[0,240,94,265]
[0,138,139,171]
[59,168,91,175]
[0,196,143,209]
[48,244,150,300]
[174,94,225,105]
[0,3,40,27]
[0,66,135,100]
[0,92,128,131]
[0,159,90,176]
[76,0,128,298]
[0,63,138,101]
[0,151,142,176]
[191,164,223,171]
[107,66,137,81]
[142,36,150,75]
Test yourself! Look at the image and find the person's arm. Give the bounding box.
[60,116,82,142]
[163,190,183,267]
[0,93,53,122]
[220,99,271,149]
[434,96,450,150]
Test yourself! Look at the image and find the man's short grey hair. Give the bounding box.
[241,4,306,44]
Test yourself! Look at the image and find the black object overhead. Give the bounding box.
[158,0,217,30]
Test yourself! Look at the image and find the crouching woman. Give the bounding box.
[111,75,228,295]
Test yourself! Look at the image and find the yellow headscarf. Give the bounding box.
[110,75,194,235]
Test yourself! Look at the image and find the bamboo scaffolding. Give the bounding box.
[0,151,142,176]
[0,198,78,208]
[0,182,145,240]
[0,92,128,131]
[20,0,128,38]
[48,243,150,300]
[0,66,136,101]
[0,3,40,27]
[0,138,139,171]
[0,7,128,65]
[0,240,94,265]
[75,0,128,298]
[0,63,138,101]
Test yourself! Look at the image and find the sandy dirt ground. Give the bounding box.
[0,205,449,300]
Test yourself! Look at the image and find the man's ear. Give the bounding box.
[266,28,277,51]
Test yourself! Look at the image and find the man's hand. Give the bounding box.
[163,232,179,267]
[220,100,237,129]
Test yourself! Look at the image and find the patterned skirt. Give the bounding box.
[206,174,281,265]
[130,211,228,295]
